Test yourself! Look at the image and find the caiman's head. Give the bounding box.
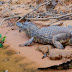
[16,20,30,32]
[16,19,37,32]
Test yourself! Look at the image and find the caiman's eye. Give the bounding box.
[69,38,72,45]
[70,40,72,44]
[16,22,23,27]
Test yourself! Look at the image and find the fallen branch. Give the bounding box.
[46,20,59,26]
[17,0,72,22]
[57,0,71,11]
[0,0,15,16]
[0,9,71,26]
[46,21,63,26]
[25,13,72,21]
[17,0,52,22]
[0,15,21,25]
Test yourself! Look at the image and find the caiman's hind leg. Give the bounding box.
[19,37,34,47]
[52,33,68,49]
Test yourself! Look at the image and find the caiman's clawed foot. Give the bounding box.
[19,43,30,47]
[19,37,34,47]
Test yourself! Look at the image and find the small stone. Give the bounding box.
[2,58,10,62]
[11,28,14,30]
[5,70,8,72]
[16,52,20,54]
[37,45,52,54]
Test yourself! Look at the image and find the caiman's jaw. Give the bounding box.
[16,22,23,27]
[16,22,24,32]
[16,21,29,32]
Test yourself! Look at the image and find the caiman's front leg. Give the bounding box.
[52,33,68,49]
[19,37,34,47]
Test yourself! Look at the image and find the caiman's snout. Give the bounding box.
[16,22,23,32]
[16,22,23,27]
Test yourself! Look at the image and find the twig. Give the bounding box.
[0,15,21,25]
[47,21,63,26]
[57,0,71,11]
[46,20,59,26]
[17,1,52,22]
[0,0,14,16]
[25,13,72,21]
[17,0,72,22]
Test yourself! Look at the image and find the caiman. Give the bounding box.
[16,20,72,70]
[16,20,72,49]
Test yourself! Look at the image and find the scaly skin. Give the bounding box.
[16,21,72,49]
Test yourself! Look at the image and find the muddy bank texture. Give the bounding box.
[0,0,72,72]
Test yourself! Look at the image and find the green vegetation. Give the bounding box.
[0,34,6,48]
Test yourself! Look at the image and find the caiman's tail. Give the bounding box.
[38,59,72,70]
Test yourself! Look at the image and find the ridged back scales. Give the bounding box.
[34,26,72,44]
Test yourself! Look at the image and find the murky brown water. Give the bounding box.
[0,45,41,72]
[0,45,72,72]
